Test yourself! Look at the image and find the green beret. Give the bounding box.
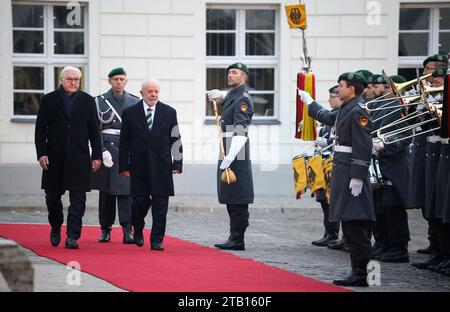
[423,54,448,66]
[227,62,248,75]
[355,69,373,80]
[370,74,387,85]
[328,85,339,94]
[338,72,368,88]
[108,67,126,78]
[390,75,407,84]
[432,67,447,77]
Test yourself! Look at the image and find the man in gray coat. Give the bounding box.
[207,62,254,251]
[300,72,375,287]
[91,67,139,244]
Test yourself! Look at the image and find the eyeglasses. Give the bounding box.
[63,78,81,83]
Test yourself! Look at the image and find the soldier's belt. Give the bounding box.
[333,145,352,153]
[442,138,449,145]
[427,135,443,143]
[222,132,247,138]
[102,129,121,136]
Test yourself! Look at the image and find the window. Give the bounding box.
[12,2,88,118]
[205,7,278,118]
[398,4,450,80]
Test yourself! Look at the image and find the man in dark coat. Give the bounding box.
[119,79,182,251]
[300,72,375,287]
[34,66,102,249]
[207,62,254,251]
[311,85,341,247]
[369,74,412,263]
[91,67,139,244]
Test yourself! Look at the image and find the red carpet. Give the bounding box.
[0,223,348,292]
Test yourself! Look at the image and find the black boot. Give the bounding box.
[328,237,345,250]
[411,254,446,270]
[122,224,134,244]
[99,227,111,243]
[50,227,61,247]
[379,246,409,263]
[428,257,449,273]
[214,228,245,250]
[312,231,338,247]
[333,270,368,287]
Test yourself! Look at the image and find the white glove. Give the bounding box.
[298,90,314,106]
[220,135,248,170]
[349,178,363,197]
[404,89,417,97]
[207,89,227,104]
[372,139,384,155]
[315,137,328,148]
[102,151,114,168]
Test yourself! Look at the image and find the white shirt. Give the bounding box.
[143,100,157,126]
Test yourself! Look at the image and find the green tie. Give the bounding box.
[146,107,153,130]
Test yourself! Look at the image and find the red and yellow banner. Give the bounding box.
[295,71,317,141]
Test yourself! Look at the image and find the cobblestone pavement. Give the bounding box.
[1,196,450,292]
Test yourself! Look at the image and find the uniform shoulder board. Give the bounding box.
[242,92,250,98]
[358,102,365,108]
[129,93,140,99]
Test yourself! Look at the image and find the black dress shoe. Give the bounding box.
[417,245,433,255]
[151,243,164,251]
[312,235,338,247]
[122,224,134,244]
[214,239,245,251]
[411,254,445,270]
[50,228,61,247]
[65,238,79,249]
[99,228,111,243]
[333,271,368,287]
[134,235,144,247]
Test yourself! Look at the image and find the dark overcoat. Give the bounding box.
[119,100,183,196]
[34,89,102,191]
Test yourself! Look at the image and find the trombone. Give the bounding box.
[363,72,432,110]
[375,91,442,144]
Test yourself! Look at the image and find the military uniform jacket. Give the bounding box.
[119,100,183,197]
[91,89,139,195]
[309,97,375,222]
[217,84,254,205]
[35,89,102,192]
[370,99,412,207]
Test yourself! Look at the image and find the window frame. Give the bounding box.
[205,4,280,122]
[398,3,450,73]
[11,1,89,121]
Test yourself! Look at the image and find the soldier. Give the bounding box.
[412,65,449,270]
[207,62,254,251]
[91,67,139,244]
[355,69,374,102]
[299,72,375,287]
[311,85,341,247]
[369,74,412,263]
[427,67,450,275]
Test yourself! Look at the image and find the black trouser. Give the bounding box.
[384,204,410,249]
[436,221,450,256]
[131,195,168,245]
[227,204,249,231]
[422,207,439,251]
[45,190,86,240]
[98,191,131,229]
[342,220,372,273]
[320,201,339,236]
[373,213,389,246]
